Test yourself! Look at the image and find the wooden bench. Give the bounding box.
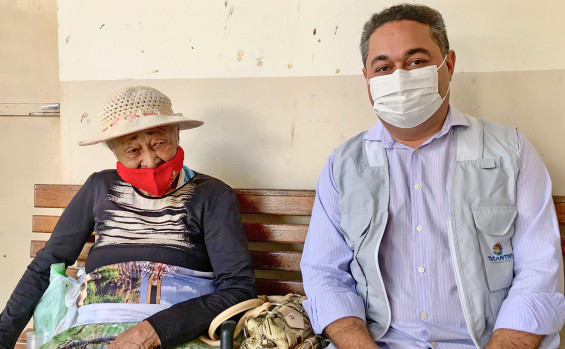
[18,186,565,347]
[30,185,315,295]
[30,187,565,281]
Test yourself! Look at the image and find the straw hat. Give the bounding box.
[79,86,203,146]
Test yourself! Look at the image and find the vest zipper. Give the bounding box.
[374,217,392,339]
[447,215,481,348]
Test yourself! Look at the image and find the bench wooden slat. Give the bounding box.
[256,279,304,295]
[33,215,308,243]
[66,267,80,278]
[236,189,315,216]
[34,185,316,216]
[243,223,307,243]
[17,328,33,345]
[249,250,301,272]
[32,215,59,233]
[554,197,564,224]
[34,183,561,223]
[34,184,82,208]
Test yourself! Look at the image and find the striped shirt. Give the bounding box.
[301,105,565,348]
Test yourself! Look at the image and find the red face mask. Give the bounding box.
[116,147,185,197]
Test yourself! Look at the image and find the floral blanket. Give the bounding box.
[41,322,217,349]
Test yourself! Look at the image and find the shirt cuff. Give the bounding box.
[494,292,565,335]
[303,291,367,334]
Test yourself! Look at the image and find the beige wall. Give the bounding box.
[0,0,61,311]
[0,118,61,310]
[57,0,565,80]
[60,69,565,193]
[58,0,565,194]
[0,0,60,103]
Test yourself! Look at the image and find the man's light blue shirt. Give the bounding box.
[301,106,565,348]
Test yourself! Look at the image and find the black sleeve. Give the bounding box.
[0,176,96,349]
[146,188,257,348]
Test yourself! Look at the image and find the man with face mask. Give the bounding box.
[0,86,256,348]
[300,4,564,349]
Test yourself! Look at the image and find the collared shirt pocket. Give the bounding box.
[472,206,517,291]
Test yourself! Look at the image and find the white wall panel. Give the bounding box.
[58,0,565,81]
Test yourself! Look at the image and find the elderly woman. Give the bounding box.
[0,86,256,348]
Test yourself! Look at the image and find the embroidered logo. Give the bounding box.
[492,243,503,256]
[488,242,513,263]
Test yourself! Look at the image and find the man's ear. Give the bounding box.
[446,50,456,81]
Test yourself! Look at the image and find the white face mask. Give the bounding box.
[368,55,450,129]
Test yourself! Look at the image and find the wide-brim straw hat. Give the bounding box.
[79,86,203,146]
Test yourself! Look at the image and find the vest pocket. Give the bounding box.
[472,206,517,291]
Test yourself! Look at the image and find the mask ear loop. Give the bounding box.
[437,52,451,100]
[436,53,449,71]
[440,85,451,102]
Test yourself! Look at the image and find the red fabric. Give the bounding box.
[116,147,184,197]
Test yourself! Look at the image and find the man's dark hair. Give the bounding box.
[360,3,450,66]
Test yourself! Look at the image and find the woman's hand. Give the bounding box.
[109,321,161,349]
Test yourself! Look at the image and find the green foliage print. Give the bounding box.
[83,263,142,305]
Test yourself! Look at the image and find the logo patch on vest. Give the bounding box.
[488,242,513,263]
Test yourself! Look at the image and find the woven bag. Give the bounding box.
[199,294,326,349]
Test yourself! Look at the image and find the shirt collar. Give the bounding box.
[363,104,469,148]
[176,165,195,188]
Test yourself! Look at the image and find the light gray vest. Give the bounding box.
[332,115,519,348]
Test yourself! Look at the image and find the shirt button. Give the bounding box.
[415,148,420,154]
[416,225,423,231]
[430,341,437,347]
[418,267,425,273]
[415,183,421,190]
[421,312,428,320]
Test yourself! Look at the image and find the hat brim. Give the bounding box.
[78,114,203,146]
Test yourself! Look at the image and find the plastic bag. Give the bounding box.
[56,267,85,334]
[33,263,85,341]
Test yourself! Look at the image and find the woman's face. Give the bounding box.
[110,126,180,169]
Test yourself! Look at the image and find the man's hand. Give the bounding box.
[324,316,381,349]
[109,321,161,349]
[485,328,543,349]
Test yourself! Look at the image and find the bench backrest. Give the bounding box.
[31,185,565,295]
[31,185,314,295]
